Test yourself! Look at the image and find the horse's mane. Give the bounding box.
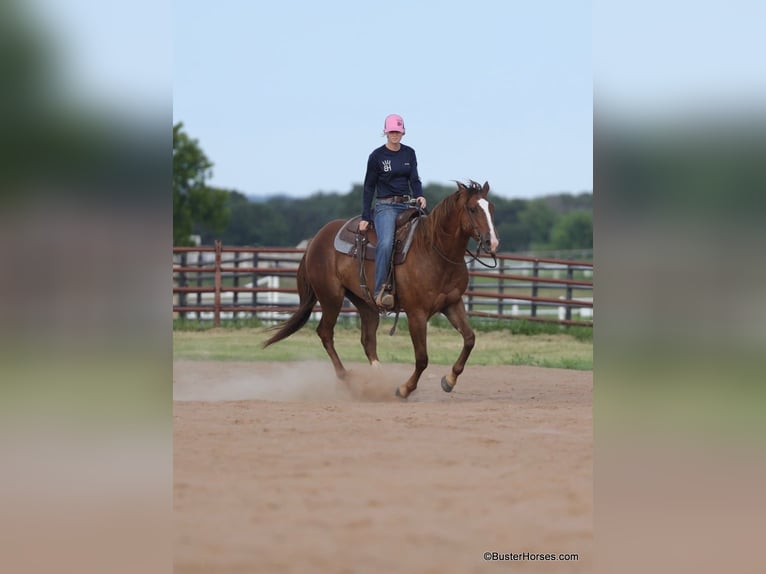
[419,180,483,241]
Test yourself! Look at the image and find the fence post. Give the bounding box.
[214,240,222,327]
[531,259,539,318]
[196,248,203,309]
[565,266,574,321]
[253,250,259,319]
[498,257,505,317]
[233,249,240,313]
[179,251,187,320]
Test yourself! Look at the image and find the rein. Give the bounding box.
[432,241,497,268]
[432,242,466,265]
[431,204,498,268]
[466,242,498,268]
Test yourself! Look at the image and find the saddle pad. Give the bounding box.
[333,216,375,260]
[333,212,421,264]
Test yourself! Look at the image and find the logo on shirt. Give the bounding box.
[382,160,392,172]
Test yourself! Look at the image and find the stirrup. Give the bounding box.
[375,291,394,310]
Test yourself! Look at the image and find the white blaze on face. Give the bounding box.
[477,198,499,252]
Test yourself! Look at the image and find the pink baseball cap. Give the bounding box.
[383,114,405,134]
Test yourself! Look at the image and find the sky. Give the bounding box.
[23,0,171,114]
[173,0,593,199]
[17,0,766,201]
[593,0,766,120]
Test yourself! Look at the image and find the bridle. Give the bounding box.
[432,201,498,268]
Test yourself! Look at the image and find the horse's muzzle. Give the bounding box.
[481,236,499,255]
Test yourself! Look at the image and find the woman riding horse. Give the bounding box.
[263,180,499,399]
[358,114,427,311]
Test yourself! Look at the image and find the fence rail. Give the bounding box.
[173,241,593,327]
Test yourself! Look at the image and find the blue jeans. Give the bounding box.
[373,202,409,295]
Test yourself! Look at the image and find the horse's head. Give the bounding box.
[456,180,500,255]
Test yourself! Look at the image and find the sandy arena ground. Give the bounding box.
[174,360,592,573]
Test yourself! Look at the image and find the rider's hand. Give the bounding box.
[359,220,369,232]
[416,196,427,210]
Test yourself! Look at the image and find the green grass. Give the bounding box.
[174,315,591,338]
[173,318,592,370]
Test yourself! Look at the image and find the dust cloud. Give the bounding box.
[173,360,405,403]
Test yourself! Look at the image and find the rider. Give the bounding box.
[359,114,427,310]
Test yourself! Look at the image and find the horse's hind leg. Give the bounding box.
[314,293,348,379]
[440,300,476,393]
[346,293,381,367]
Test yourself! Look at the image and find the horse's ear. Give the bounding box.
[482,181,490,195]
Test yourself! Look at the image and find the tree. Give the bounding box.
[549,211,593,250]
[216,191,289,246]
[519,199,557,250]
[173,123,229,245]
[492,198,528,252]
[542,192,593,215]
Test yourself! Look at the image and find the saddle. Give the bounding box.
[333,208,421,265]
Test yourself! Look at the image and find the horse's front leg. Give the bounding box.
[440,299,475,393]
[396,312,428,399]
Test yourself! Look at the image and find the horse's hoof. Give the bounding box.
[441,376,454,393]
[395,387,408,400]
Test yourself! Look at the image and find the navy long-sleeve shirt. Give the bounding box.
[361,144,423,222]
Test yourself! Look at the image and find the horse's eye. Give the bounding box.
[469,207,477,214]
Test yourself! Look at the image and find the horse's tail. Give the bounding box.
[262,255,317,348]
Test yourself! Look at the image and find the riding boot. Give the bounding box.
[375,289,394,310]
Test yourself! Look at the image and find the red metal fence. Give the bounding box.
[173,242,593,327]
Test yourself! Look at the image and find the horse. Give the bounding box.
[262,180,499,399]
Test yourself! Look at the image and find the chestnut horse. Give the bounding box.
[262,180,499,398]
